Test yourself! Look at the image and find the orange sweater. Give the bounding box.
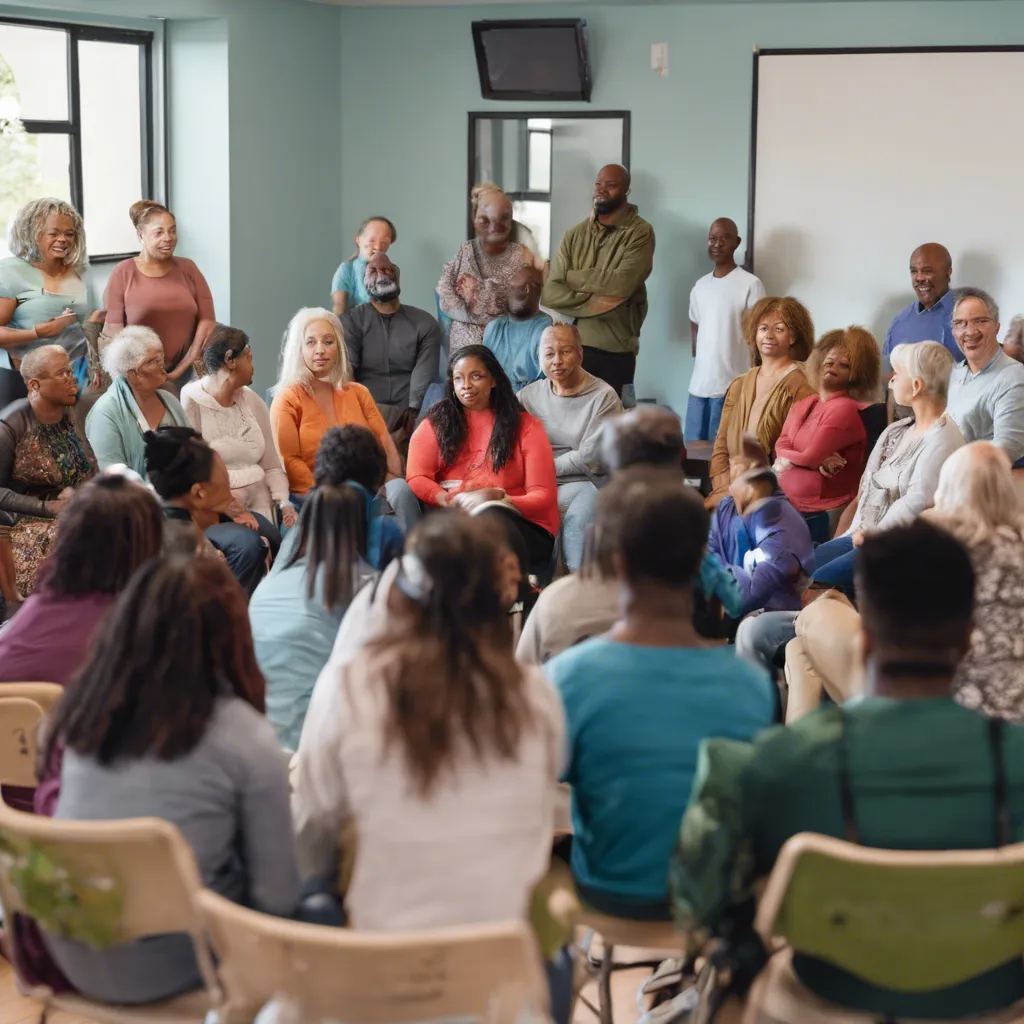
[270,380,389,496]
[407,409,559,536]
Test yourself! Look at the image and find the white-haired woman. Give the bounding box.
[84,326,191,478]
[269,308,417,527]
[806,340,964,591]
[0,198,104,404]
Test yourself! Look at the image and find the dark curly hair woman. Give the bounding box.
[406,344,558,579]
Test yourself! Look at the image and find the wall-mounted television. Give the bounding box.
[471,20,591,102]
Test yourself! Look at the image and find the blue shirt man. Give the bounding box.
[883,243,958,360]
[482,266,550,392]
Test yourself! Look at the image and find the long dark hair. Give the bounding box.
[38,476,164,596]
[45,557,266,768]
[369,513,534,796]
[427,345,522,472]
[287,424,389,608]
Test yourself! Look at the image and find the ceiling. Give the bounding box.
[310,0,965,5]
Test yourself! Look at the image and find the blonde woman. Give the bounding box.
[269,308,417,526]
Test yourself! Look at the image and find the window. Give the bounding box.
[0,17,154,260]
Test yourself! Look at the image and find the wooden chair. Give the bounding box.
[0,801,218,1023]
[575,908,684,1024]
[0,682,64,714]
[744,831,1024,1024]
[195,888,549,1024]
[0,697,47,788]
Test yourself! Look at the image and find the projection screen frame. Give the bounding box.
[746,45,1024,273]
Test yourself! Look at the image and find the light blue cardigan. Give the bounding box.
[85,377,191,479]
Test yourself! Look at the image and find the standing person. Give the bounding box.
[883,243,958,361]
[0,346,97,598]
[41,556,299,1006]
[340,253,441,444]
[541,165,655,400]
[181,326,297,529]
[102,201,216,392]
[547,471,774,919]
[270,307,418,530]
[706,296,815,507]
[406,345,558,581]
[0,198,103,401]
[945,287,1024,465]
[686,218,766,442]
[482,266,552,392]
[330,216,397,316]
[437,186,535,352]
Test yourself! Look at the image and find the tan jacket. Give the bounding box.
[707,365,815,506]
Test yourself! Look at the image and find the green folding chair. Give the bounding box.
[748,831,1024,1022]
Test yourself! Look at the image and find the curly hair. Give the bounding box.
[743,296,815,365]
[7,198,88,275]
[427,345,522,472]
[807,326,882,402]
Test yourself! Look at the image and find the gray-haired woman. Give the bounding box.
[85,326,191,478]
[0,198,104,404]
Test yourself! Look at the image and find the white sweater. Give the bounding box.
[292,647,566,931]
[180,378,291,520]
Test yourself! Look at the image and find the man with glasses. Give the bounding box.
[946,287,1024,465]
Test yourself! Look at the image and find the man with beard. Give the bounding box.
[541,164,655,400]
[481,266,551,392]
[340,253,441,444]
[883,243,959,363]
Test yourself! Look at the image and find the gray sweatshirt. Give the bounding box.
[517,372,623,483]
[46,696,300,1005]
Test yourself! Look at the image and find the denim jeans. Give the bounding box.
[557,480,599,574]
[810,534,856,590]
[734,610,799,675]
[684,394,726,443]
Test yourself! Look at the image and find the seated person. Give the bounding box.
[407,344,558,581]
[601,403,686,473]
[145,427,270,595]
[811,340,963,591]
[518,324,622,573]
[291,512,569,1023]
[946,287,1024,465]
[545,471,774,920]
[672,520,1024,1020]
[181,325,296,533]
[85,326,192,476]
[707,296,815,507]
[482,266,551,392]
[774,327,881,531]
[270,306,418,530]
[0,345,96,598]
[340,253,440,445]
[1004,314,1024,365]
[41,556,298,1005]
[0,475,162,814]
[706,436,814,617]
[250,426,403,752]
[330,215,396,316]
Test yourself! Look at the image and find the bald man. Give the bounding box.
[883,243,959,361]
[686,217,765,442]
[541,164,655,400]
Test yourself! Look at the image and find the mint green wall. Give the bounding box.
[338,1,1024,411]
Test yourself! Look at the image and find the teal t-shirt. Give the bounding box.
[546,637,774,905]
[0,256,91,369]
[330,256,369,307]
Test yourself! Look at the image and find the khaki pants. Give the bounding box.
[784,594,864,724]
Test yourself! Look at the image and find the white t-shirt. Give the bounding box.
[688,267,766,398]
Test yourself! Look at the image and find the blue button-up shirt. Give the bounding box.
[884,288,958,359]
[947,347,1024,465]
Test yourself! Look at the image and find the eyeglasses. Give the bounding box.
[952,317,995,333]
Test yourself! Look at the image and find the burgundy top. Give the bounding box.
[103,256,215,364]
[775,394,867,513]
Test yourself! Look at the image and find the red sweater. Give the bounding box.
[775,394,866,513]
[407,409,559,536]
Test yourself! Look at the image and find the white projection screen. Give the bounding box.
[750,49,1024,346]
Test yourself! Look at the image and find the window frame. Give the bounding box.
[1,14,155,262]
